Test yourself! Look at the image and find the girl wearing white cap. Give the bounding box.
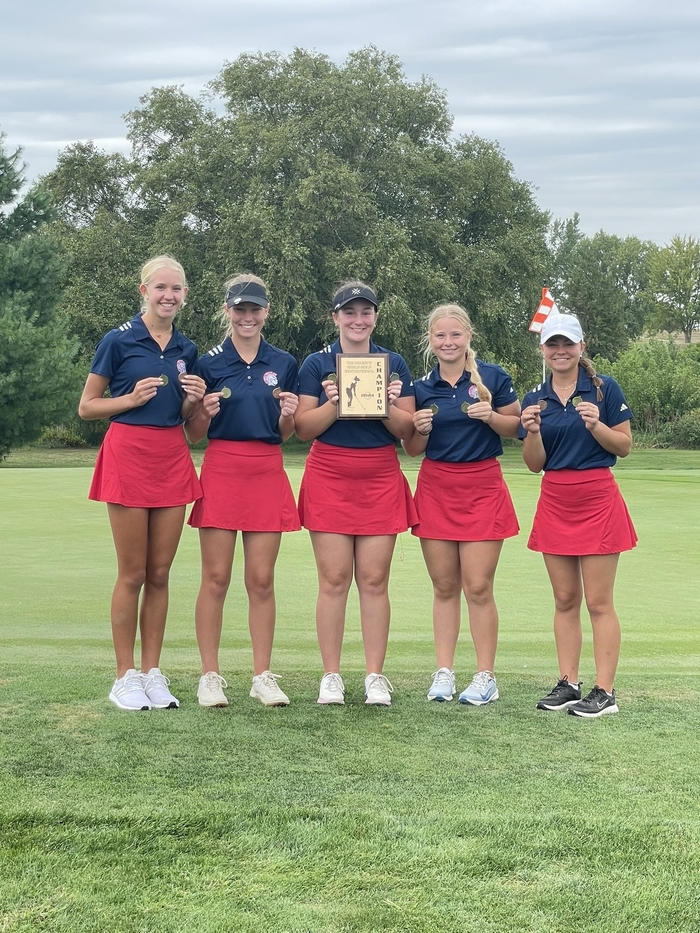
[519,313,636,718]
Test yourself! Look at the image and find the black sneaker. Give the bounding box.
[567,685,619,718]
[536,676,581,711]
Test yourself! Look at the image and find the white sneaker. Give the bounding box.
[317,672,345,705]
[250,671,290,707]
[143,668,179,709]
[197,671,229,707]
[365,673,393,706]
[109,669,152,711]
[427,667,456,702]
[459,670,499,706]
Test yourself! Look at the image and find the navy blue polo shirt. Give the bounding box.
[90,314,198,427]
[519,372,632,470]
[298,338,415,448]
[195,337,299,444]
[414,361,518,462]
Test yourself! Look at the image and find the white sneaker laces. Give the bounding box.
[367,673,393,694]
[323,673,344,693]
[203,672,228,689]
[432,668,453,686]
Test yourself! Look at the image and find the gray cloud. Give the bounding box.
[2,0,699,243]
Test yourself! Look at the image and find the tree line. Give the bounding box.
[2,47,700,457]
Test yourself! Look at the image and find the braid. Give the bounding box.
[579,356,604,401]
[466,346,492,403]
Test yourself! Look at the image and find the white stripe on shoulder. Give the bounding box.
[118,321,133,332]
[207,344,224,357]
[320,345,333,354]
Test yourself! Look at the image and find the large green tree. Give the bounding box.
[44,48,550,389]
[0,136,79,458]
[646,235,700,343]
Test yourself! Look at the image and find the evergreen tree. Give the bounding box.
[0,136,79,458]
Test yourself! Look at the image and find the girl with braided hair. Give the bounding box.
[404,304,520,705]
[519,313,637,718]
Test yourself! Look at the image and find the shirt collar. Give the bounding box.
[132,313,187,349]
[223,335,274,365]
[428,364,470,388]
[332,337,381,355]
[543,369,592,399]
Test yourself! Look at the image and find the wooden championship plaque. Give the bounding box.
[336,353,389,419]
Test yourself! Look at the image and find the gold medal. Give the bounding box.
[159,374,169,386]
[390,372,401,382]
[461,402,470,413]
[572,396,583,408]
[326,373,338,384]
[430,403,439,415]
[220,386,231,399]
[272,387,282,398]
[538,399,548,410]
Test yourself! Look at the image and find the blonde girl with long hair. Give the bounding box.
[79,255,206,711]
[404,303,520,705]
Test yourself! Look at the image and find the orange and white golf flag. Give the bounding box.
[529,288,560,333]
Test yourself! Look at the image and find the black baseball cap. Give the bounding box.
[225,281,269,308]
[332,284,378,311]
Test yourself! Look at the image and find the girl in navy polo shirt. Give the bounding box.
[520,313,636,718]
[185,274,300,709]
[79,255,206,712]
[404,304,520,706]
[295,281,417,707]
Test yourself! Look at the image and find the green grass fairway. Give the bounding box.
[1,451,699,932]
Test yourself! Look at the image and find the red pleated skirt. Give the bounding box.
[188,439,300,532]
[88,422,201,508]
[412,457,519,541]
[528,468,637,555]
[298,441,418,535]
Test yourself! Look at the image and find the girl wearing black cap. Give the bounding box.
[295,280,417,707]
[185,273,300,708]
[519,312,636,718]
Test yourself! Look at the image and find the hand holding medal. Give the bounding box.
[322,373,340,405]
[414,404,436,436]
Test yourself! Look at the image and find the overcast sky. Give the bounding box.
[3,0,698,244]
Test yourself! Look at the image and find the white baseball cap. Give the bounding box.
[540,313,584,344]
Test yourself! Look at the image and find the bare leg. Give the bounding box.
[459,540,503,673]
[195,528,237,674]
[354,535,397,675]
[581,553,621,692]
[242,532,282,675]
[420,538,462,669]
[310,532,354,672]
[542,553,584,683]
[107,504,149,677]
[139,506,187,673]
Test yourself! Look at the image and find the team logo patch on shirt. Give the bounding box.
[263,371,279,387]
[468,385,479,399]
